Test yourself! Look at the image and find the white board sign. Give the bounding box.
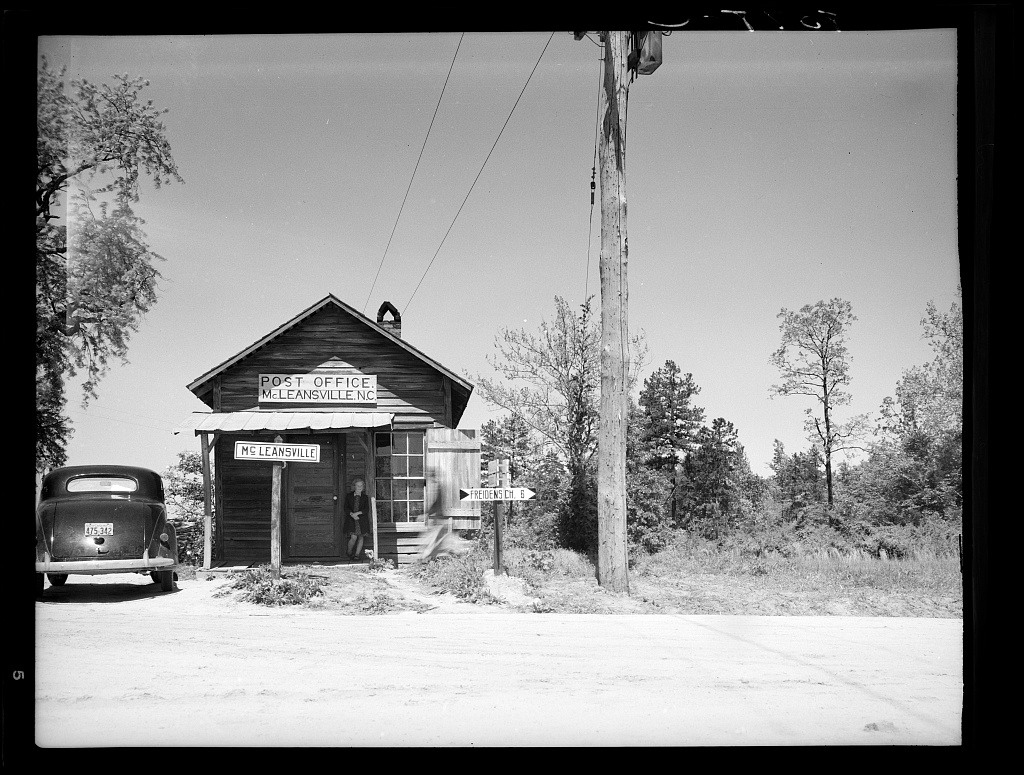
[258,373,377,404]
[234,441,321,463]
[459,487,536,502]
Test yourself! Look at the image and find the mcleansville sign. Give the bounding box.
[234,441,321,463]
[259,373,377,404]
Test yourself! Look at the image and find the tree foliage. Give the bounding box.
[479,412,540,487]
[476,296,646,553]
[678,418,753,538]
[770,298,859,509]
[36,58,182,472]
[769,439,826,524]
[636,360,705,471]
[861,293,964,524]
[163,451,215,565]
[473,289,962,563]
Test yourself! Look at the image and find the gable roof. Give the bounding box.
[186,294,474,398]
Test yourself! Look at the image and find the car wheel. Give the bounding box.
[150,571,161,584]
[35,574,44,597]
[47,573,68,586]
[159,570,174,592]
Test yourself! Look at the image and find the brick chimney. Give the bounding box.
[376,301,402,339]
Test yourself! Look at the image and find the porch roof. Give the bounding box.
[173,411,395,435]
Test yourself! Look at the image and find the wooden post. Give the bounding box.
[200,432,214,570]
[596,30,631,593]
[367,431,378,561]
[487,460,499,575]
[270,434,284,579]
[494,458,508,576]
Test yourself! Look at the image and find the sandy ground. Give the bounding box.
[34,572,963,747]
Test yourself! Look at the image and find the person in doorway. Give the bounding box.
[344,478,371,561]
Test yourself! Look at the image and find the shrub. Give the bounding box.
[626,465,674,554]
[847,521,960,560]
[548,548,596,578]
[214,565,325,606]
[720,521,798,558]
[172,520,205,566]
[502,508,561,550]
[557,471,599,555]
[368,557,396,573]
[502,548,551,587]
[356,591,401,613]
[411,546,497,603]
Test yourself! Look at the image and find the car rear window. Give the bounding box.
[66,476,138,493]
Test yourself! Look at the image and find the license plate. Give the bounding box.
[85,523,114,536]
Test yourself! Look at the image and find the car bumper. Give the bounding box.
[35,557,176,574]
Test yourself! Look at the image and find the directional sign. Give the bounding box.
[234,441,320,463]
[459,487,536,502]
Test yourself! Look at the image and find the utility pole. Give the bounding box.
[582,29,661,593]
[596,30,631,593]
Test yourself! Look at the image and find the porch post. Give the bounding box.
[368,430,378,561]
[270,434,284,579]
[200,432,214,570]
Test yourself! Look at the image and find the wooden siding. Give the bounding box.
[376,523,435,566]
[216,434,273,562]
[209,306,447,425]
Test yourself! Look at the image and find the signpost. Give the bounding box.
[462,460,536,576]
[234,436,321,579]
[459,487,536,502]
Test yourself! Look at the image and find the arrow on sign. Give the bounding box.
[459,487,536,502]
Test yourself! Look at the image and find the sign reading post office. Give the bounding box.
[258,373,377,404]
[234,441,321,463]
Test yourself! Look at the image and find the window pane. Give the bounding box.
[394,433,408,454]
[67,476,137,493]
[392,456,408,477]
[407,432,423,454]
[376,501,392,522]
[393,501,408,522]
[408,502,424,520]
[407,456,423,477]
[375,456,392,478]
[375,433,392,457]
[408,480,424,503]
[375,479,391,501]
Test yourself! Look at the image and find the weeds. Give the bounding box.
[214,565,325,606]
[411,546,498,603]
[368,557,396,573]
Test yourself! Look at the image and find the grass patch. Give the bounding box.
[175,564,198,581]
[412,533,961,616]
[629,533,962,616]
[211,563,434,613]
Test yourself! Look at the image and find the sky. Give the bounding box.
[40,29,960,479]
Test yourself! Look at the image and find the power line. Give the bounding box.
[78,409,180,434]
[362,33,465,315]
[405,31,556,313]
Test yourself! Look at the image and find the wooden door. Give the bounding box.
[285,435,341,558]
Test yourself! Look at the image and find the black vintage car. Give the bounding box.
[35,465,178,595]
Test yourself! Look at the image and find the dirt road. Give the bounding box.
[34,573,962,747]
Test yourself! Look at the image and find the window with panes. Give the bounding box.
[374,431,425,522]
